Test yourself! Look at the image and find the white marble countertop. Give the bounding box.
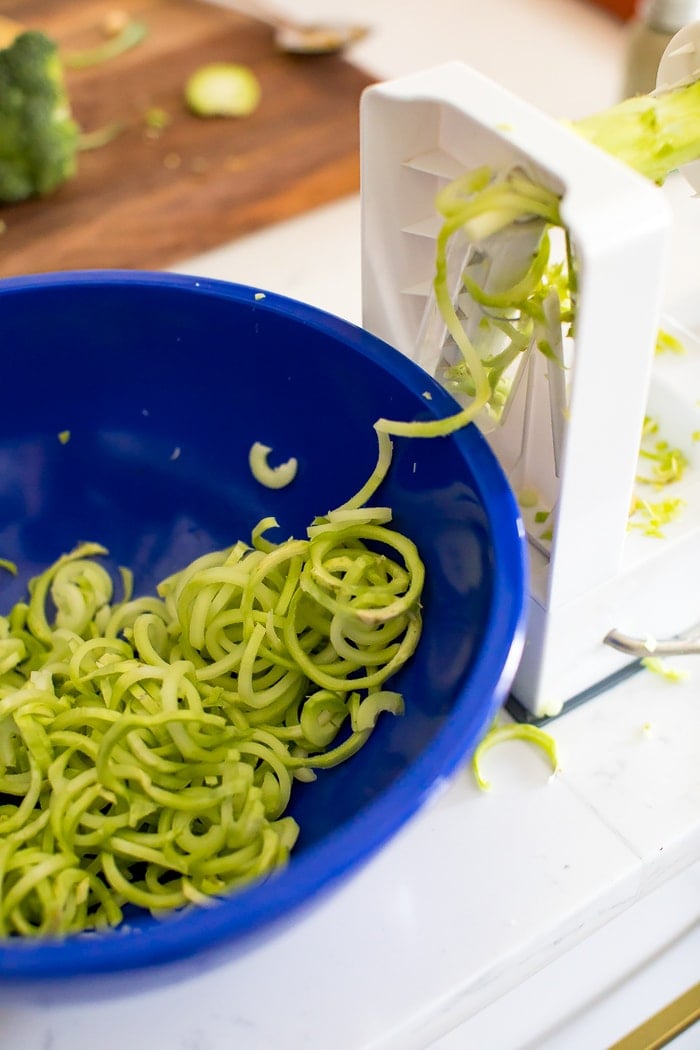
[3,1,699,1047]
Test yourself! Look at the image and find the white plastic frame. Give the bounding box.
[360,61,700,717]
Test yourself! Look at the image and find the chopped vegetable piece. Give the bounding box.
[655,329,685,355]
[517,488,539,509]
[143,106,171,135]
[641,656,688,681]
[57,430,70,444]
[64,19,147,69]
[471,720,560,791]
[249,442,298,489]
[185,62,261,118]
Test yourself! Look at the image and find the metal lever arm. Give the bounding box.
[604,629,700,657]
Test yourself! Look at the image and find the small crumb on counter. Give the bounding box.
[143,108,172,140]
[641,655,688,682]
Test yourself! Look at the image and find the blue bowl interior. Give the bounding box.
[0,271,526,985]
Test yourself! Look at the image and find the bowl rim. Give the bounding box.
[0,269,528,981]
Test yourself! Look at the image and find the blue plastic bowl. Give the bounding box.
[0,270,526,996]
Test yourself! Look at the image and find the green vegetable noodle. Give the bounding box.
[0,494,424,936]
[63,19,147,70]
[0,27,79,203]
[249,441,298,489]
[471,719,559,791]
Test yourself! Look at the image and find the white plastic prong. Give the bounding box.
[656,24,700,193]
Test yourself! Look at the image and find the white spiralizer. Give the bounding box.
[360,28,700,718]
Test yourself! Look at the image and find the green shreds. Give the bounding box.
[0,508,424,937]
[628,495,685,537]
[375,167,567,439]
[399,78,700,446]
[636,416,687,488]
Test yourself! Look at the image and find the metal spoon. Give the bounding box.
[226,2,370,55]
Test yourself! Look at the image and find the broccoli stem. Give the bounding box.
[572,78,700,184]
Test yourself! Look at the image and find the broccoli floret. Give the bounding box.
[0,28,79,203]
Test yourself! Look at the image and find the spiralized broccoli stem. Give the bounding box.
[0,455,424,937]
[375,167,564,438]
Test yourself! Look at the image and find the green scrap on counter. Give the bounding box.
[471,719,560,791]
[641,655,688,682]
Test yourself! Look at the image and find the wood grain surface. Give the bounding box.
[0,0,374,276]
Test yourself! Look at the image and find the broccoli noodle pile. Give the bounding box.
[0,506,424,937]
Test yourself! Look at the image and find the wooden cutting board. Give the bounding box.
[0,0,374,276]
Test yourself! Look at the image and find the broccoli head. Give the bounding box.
[0,28,79,203]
